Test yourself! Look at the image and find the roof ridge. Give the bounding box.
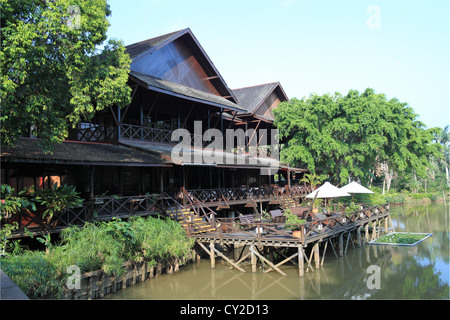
[125,28,188,48]
[232,82,280,92]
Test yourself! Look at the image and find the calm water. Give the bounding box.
[104,203,449,300]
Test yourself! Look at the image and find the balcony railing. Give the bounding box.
[120,124,173,144]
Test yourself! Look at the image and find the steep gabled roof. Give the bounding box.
[125,29,185,60]
[129,71,245,113]
[232,82,289,120]
[125,28,238,104]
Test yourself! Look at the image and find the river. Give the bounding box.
[103,203,449,300]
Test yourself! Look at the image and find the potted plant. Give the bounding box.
[312,198,323,214]
[283,209,306,239]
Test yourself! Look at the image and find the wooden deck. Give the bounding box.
[193,203,390,247]
[191,203,392,277]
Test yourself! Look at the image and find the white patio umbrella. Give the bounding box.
[306,182,351,208]
[340,181,373,201]
[306,182,351,199]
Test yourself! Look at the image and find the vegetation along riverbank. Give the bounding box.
[0,216,195,299]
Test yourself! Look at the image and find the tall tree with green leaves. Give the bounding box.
[437,125,450,187]
[273,88,441,187]
[0,0,131,152]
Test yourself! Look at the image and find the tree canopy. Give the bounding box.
[0,0,131,152]
[273,88,441,186]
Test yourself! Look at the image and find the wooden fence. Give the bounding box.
[5,194,160,238]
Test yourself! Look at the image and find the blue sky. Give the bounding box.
[106,0,449,129]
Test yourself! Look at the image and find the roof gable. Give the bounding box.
[232,82,289,120]
[126,28,237,104]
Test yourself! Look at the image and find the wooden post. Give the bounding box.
[384,217,388,233]
[250,245,257,273]
[210,242,215,269]
[89,166,95,199]
[339,233,344,257]
[365,223,370,242]
[298,245,304,277]
[314,243,320,269]
[357,226,362,247]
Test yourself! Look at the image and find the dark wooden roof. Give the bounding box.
[1,138,171,167]
[232,82,289,121]
[125,30,184,60]
[126,28,238,104]
[129,71,246,113]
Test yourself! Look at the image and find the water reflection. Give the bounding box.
[104,203,450,300]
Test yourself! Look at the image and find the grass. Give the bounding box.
[0,216,195,299]
[373,232,432,245]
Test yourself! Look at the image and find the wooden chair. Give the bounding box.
[270,209,286,224]
[239,214,255,224]
[289,206,310,218]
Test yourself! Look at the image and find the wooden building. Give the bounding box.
[1,28,308,234]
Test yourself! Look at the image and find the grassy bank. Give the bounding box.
[348,188,448,205]
[0,216,194,299]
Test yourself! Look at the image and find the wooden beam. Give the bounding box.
[120,85,139,123]
[246,119,261,148]
[250,245,287,276]
[211,245,246,273]
[182,102,195,129]
[264,252,298,274]
[143,93,160,124]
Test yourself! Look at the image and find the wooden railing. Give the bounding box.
[5,194,161,237]
[182,185,311,207]
[203,204,390,245]
[78,126,117,142]
[120,124,173,144]
[119,123,209,147]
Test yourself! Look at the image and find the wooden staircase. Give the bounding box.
[161,190,217,236]
[279,196,297,210]
[166,207,216,234]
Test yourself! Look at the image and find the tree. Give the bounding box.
[0,0,131,152]
[437,126,450,187]
[273,88,441,187]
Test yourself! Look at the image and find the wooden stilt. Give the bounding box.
[313,243,320,269]
[320,241,328,266]
[264,252,298,274]
[250,245,257,273]
[357,226,362,247]
[365,223,370,242]
[339,233,344,257]
[298,245,304,277]
[250,245,287,276]
[229,252,251,270]
[210,242,215,269]
[211,245,246,273]
[329,238,339,259]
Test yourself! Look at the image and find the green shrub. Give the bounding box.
[0,250,62,298]
[1,216,194,299]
